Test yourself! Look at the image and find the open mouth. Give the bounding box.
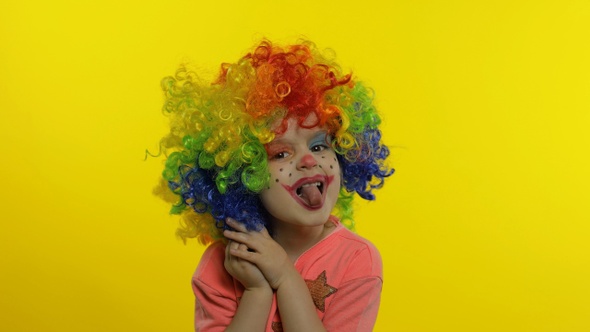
[296,181,324,197]
[283,175,333,210]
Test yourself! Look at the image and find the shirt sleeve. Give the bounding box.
[322,240,383,331]
[192,242,238,332]
[321,276,382,331]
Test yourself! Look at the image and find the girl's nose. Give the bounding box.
[297,153,318,169]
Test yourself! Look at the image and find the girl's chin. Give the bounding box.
[268,209,334,228]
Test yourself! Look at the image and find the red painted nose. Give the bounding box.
[297,154,318,169]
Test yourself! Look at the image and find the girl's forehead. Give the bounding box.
[272,119,327,141]
[270,112,320,130]
[265,112,331,145]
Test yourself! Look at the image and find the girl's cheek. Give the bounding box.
[269,162,294,186]
[266,154,339,189]
[318,155,340,172]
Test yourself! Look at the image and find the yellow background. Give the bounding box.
[1,0,589,331]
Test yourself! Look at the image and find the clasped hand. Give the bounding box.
[223,218,294,290]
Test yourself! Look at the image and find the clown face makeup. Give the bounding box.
[260,117,341,231]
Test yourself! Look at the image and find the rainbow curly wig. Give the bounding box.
[157,40,393,244]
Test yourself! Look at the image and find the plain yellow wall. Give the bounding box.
[1,0,589,331]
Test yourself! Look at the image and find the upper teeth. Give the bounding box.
[301,182,321,188]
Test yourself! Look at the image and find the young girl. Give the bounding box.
[157,40,393,331]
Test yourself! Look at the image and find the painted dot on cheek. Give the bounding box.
[289,173,292,177]
[275,179,279,182]
[280,168,283,172]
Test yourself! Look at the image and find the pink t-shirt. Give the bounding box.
[192,219,383,331]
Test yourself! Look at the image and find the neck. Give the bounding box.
[271,219,335,262]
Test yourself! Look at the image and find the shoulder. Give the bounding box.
[195,241,226,275]
[333,226,381,254]
[193,241,234,294]
[331,227,383,279]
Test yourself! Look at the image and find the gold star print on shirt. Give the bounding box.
[305,270,338,312]
[271,321,283,332]
[271,270,338,330]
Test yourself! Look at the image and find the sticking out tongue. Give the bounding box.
[299,185,322,207]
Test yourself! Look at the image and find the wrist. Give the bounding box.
[244,283,273,295]
[272,265,300,290]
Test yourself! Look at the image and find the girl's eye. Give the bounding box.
[273,151,290,159]
[309,132,331,153]
[311,144,327,153]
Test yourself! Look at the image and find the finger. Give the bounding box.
[225,240,232,255]
[229,246,258,264]
[225,240,248,262]
[223,229,250,244]
[225,218,248,232]
[259,226,271,237]
[226,240,242,262]
[238,242,257,253]
[230,240,241,251]
[225,241,233,264]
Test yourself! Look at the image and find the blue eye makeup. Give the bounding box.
[309,132,330,147]
[309,132,331,151]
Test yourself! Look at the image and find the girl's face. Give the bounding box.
[260,116,341,230]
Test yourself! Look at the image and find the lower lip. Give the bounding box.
[281,175,334,211]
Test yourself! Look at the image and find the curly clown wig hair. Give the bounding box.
[157,40,393,245]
